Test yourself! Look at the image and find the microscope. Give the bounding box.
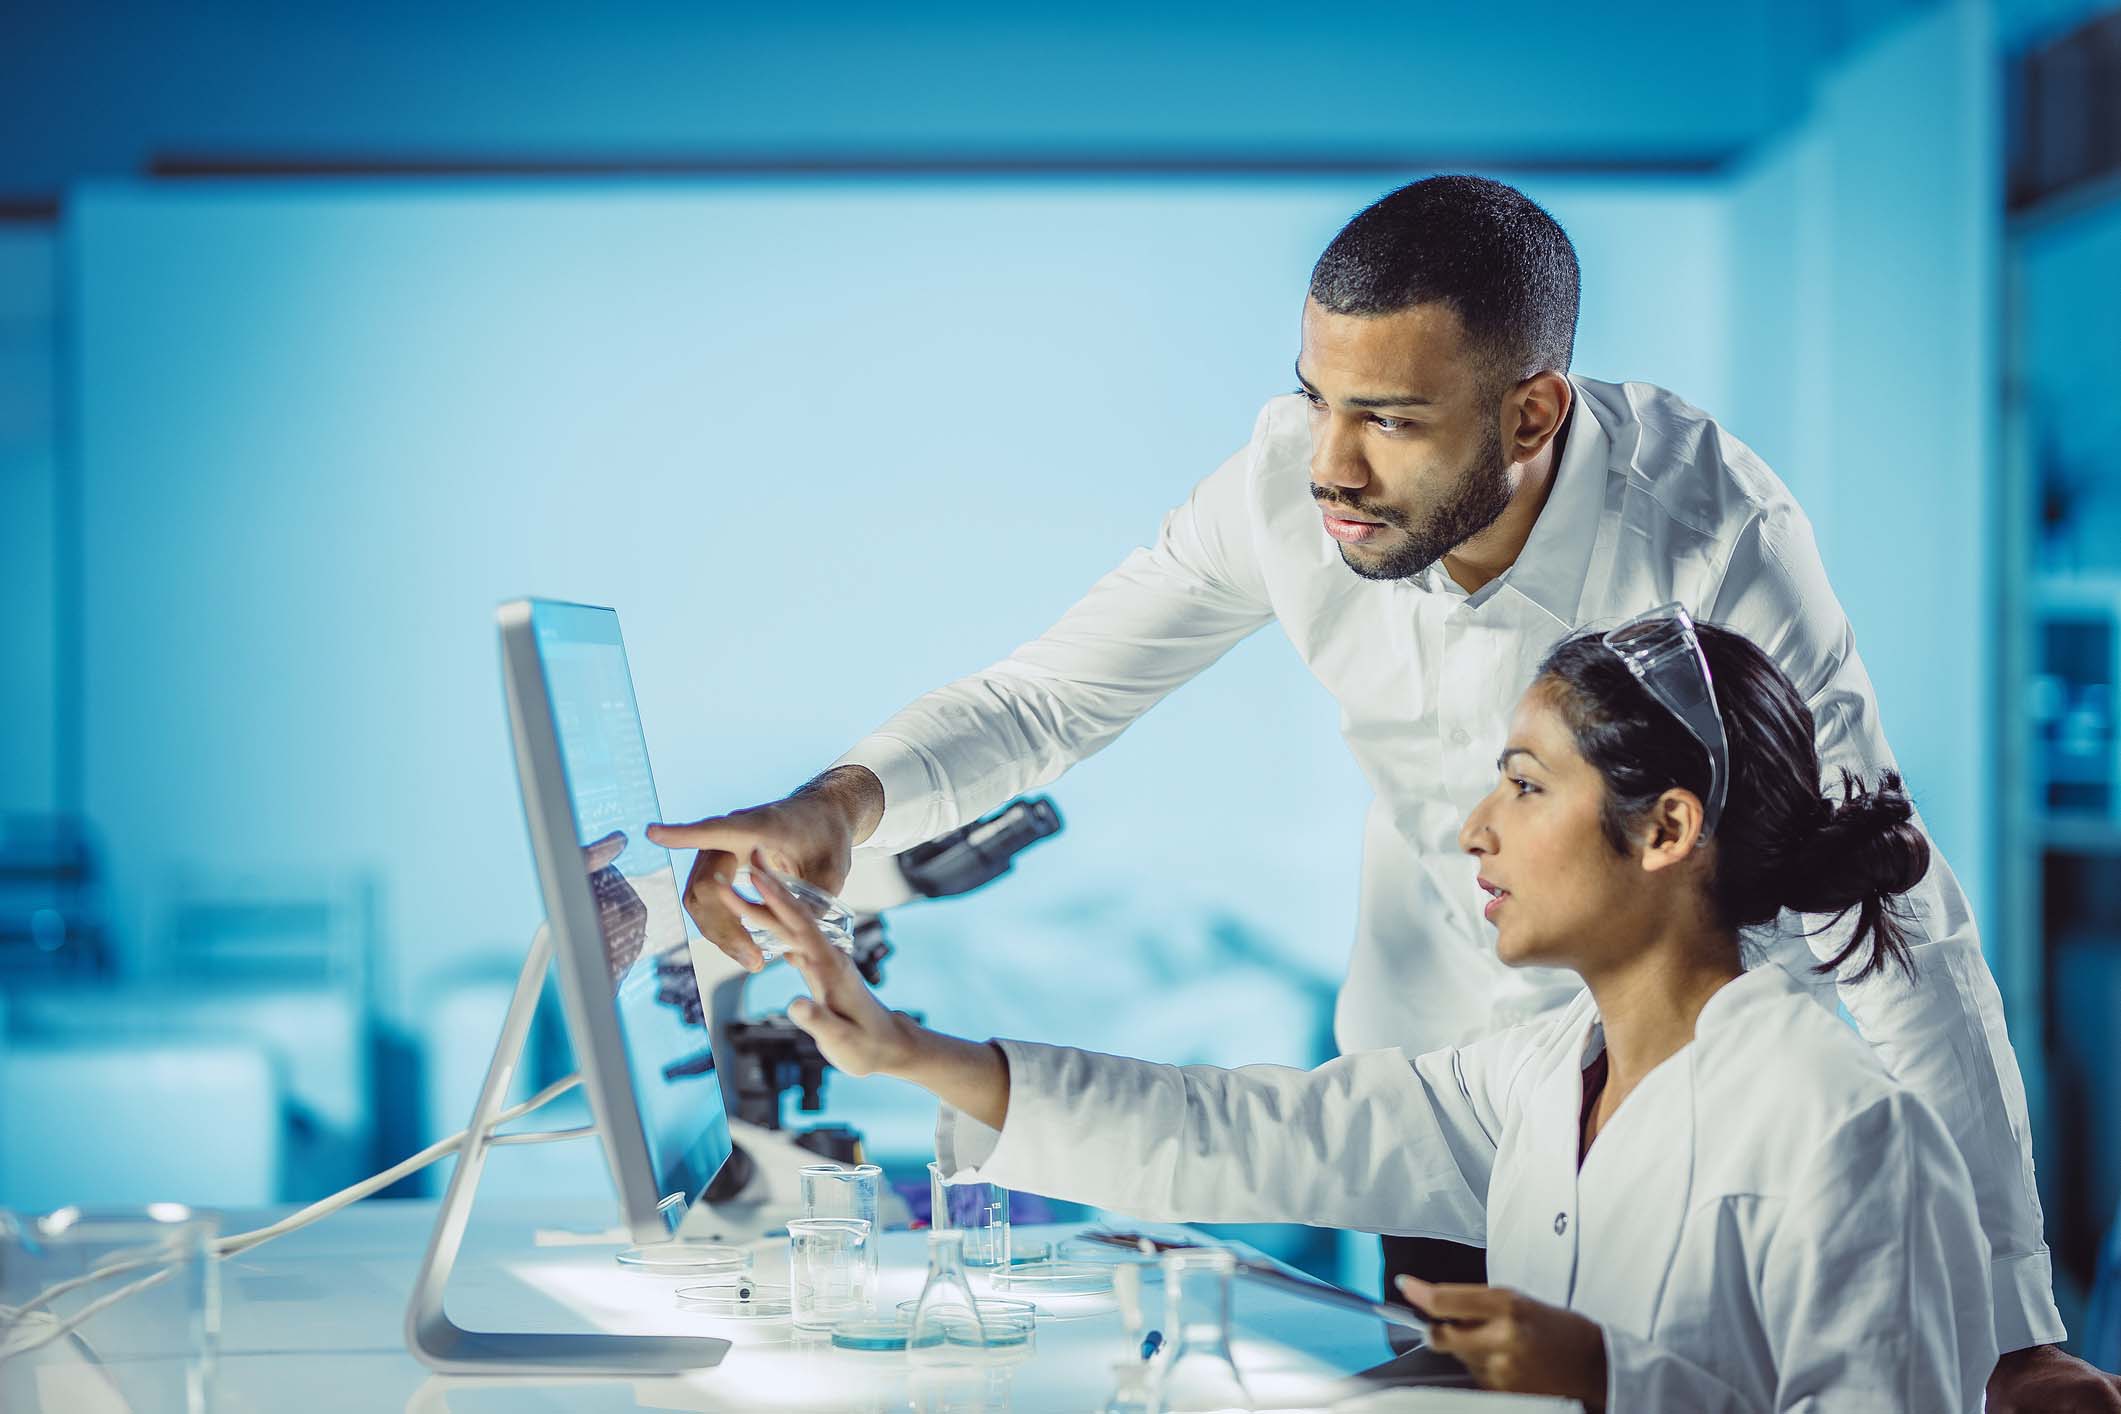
[654,796,1061,1236]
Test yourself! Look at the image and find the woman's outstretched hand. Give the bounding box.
[717,847,1013,1130]
[717,848,915,1077]
[1399,1277,1609,1410]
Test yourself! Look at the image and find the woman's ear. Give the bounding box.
[1639,789,1706,873]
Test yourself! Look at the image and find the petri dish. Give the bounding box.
[898,1296,1035,1323]
[986,1258,1114,1296]
[616,1241,749,1275]
[829,1314,931,1352]
[676,1276,791,1319]
[729,868,856,959]
[897,1297,1037,1350]
[1003,1240,1057,1268]
[949,1312,1034,1348]
[1058,1235,1163,1266]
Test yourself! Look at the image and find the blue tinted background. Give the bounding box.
[0,0,2115,1322]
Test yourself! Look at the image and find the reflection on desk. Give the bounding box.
[187,1198,1581,1412]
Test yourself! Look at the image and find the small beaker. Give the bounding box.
[0,1205,220,1414]
[908,1228,988,1368]
[729,868,856,960]
[1158,1246,1253,1412]
[800,1162,882,1226]
[928,1161,1010,1268]
[786,1217,872,1330]
[800,1163,882,1292]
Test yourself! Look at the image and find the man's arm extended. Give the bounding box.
[655,409,1279,965]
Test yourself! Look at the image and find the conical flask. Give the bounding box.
[1156,1247,1253,1412]
[909,1228,989,1367]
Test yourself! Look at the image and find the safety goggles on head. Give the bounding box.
[1601,601,1727,838]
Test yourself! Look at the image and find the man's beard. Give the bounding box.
[1315,421,1512,582]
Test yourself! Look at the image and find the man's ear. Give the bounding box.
[1503,370,1571,464]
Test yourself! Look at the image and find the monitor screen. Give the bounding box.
[528,600,731,1208]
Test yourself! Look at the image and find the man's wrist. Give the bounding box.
[806,765,886,845]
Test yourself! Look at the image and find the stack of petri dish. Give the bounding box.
[618,1242,791,1323]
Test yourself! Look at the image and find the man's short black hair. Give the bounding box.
[1308,175,1580,386]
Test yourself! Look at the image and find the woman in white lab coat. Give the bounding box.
[724,612,1997,1411]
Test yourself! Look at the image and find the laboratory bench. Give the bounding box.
[117,1198,1580,1412]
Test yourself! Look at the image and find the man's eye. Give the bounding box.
[1510,776,1538,797]
[1296,388,1325,408]
[1370,415,1412,433]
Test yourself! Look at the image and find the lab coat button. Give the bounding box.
[1450,727,1471,747]
[1553,1212,1568,1236]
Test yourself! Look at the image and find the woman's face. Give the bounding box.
[1457,685,1648,971]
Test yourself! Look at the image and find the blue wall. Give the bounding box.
[0,228,57,815]
[1725,0,2001,930]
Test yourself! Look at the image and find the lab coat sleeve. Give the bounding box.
[1710,506,2064,1352]
[830,407,1277,851]
[933,1023,1551,1242]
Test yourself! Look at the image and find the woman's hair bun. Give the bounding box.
[1780,769,1930,937]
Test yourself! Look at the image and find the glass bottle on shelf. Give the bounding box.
[1156,1247,1253,1412]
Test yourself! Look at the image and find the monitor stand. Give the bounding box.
[404,924,732,1375]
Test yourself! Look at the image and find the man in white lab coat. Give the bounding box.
[651,175,2121,1406]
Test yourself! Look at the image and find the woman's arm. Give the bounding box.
[719,852,1012,1127]
[723,847,1505,1237]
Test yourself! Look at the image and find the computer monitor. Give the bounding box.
[409,599,736,1375]
[498,598,733,1238]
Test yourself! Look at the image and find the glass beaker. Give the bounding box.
[800,1163,882,1292]
[0,1205,220,1414]
[1157,1247,1253,1412]
[908,1229,988,1368]
[928,1161,1010,1268]
[786,1217,872,1330]
[729,868,856,960]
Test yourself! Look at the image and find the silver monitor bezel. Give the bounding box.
[496,598,722,1242]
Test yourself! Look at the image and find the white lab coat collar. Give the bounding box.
[1485,378,1614,629]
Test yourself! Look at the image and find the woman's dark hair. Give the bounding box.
[1535,623,1928,982]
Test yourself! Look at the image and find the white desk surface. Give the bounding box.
[179,1198,1576,1413]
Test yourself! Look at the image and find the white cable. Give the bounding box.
[0,1251,162,1324]
[488,1125,596,1146]
[0,1074,587,1362]
[213,1074,584,1257]
[0,1267,172,1362]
